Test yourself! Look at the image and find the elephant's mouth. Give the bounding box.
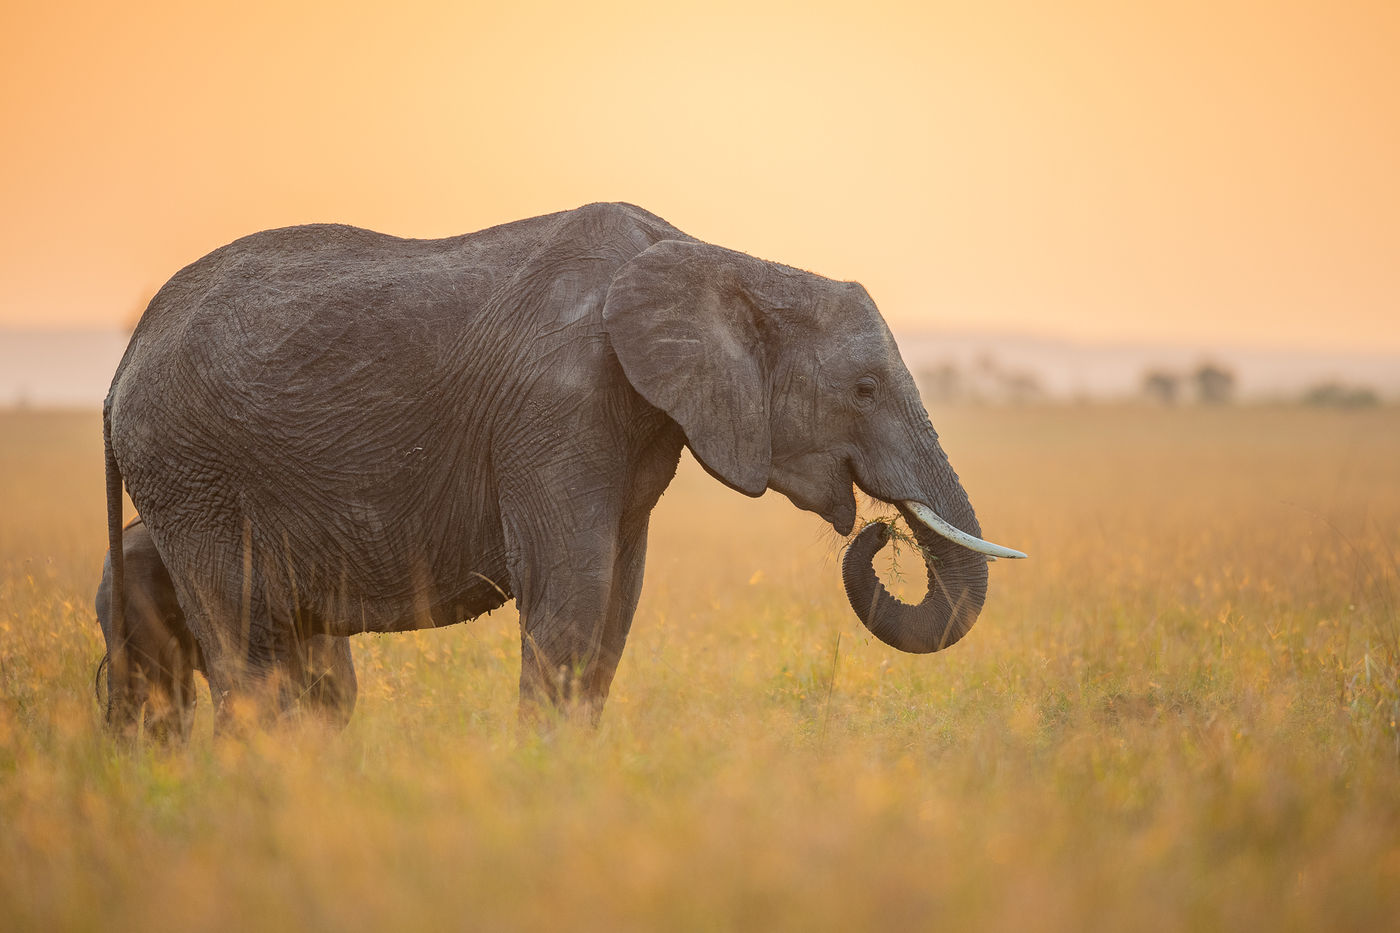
[841,498,1025,654]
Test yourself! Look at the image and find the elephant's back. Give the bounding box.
[103,203,683,629]
[119,222,520,371]
[111,203,680,392]
[109,221,534,434]
[110,204,681,440]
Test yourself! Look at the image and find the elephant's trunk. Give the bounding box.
[842,501,995,654]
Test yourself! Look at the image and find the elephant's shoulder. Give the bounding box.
[555,202,689,254]
[568,201,673,229]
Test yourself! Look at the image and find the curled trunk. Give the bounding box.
[842,504,989,653]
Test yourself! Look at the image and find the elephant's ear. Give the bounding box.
[603,239,771,496]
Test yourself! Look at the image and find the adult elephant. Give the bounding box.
[102,202,1023,729]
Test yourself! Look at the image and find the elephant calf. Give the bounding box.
[96,518,357,738]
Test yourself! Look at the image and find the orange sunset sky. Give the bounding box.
[1,0,1397,353]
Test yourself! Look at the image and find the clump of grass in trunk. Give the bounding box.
[852,511,936,588]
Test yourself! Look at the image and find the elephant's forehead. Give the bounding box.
[816,299,897,354]
[812,333,897,378]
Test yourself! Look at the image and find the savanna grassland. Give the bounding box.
[2,405,1398,932]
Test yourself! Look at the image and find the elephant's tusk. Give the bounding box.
[902,501,1028,560]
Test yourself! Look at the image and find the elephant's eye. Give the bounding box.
[854,377,879,403]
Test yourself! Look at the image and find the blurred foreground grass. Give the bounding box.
[1,406,1398,931]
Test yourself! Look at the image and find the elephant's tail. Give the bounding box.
[102,400,128,729]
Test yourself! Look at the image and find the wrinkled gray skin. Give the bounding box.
[103,202,989,727]
[97,518,357,737]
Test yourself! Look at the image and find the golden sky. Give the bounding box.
[2,0,1397,352]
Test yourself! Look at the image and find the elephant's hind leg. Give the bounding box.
[172,584,302,733]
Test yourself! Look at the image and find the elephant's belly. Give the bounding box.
[312,554,515,636]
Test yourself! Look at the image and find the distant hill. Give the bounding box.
[3,328,1397,408]
[896,331,1400,402]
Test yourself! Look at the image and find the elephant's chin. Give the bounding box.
[812,486,857,537]
[824,498,856,537]
[768,471,857,536]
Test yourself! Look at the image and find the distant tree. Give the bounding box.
[918,356,1047,405]
[1300,382,1380,409]
[1141,369,1181,405]
[1192,361,1236,405]
[1000,369,1045,404]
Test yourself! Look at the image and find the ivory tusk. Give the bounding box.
[902,501,1028,560]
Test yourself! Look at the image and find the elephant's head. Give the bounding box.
[603,240,1024,654]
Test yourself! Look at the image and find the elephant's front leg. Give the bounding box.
[500,402,681,724]
[579,516,650,708]
[505,506,630,722]
[513,553,619,721]
[514,514,653,725]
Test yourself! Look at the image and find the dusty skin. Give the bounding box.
[2,406,1399,931]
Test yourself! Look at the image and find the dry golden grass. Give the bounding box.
[2,405,1398,931]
